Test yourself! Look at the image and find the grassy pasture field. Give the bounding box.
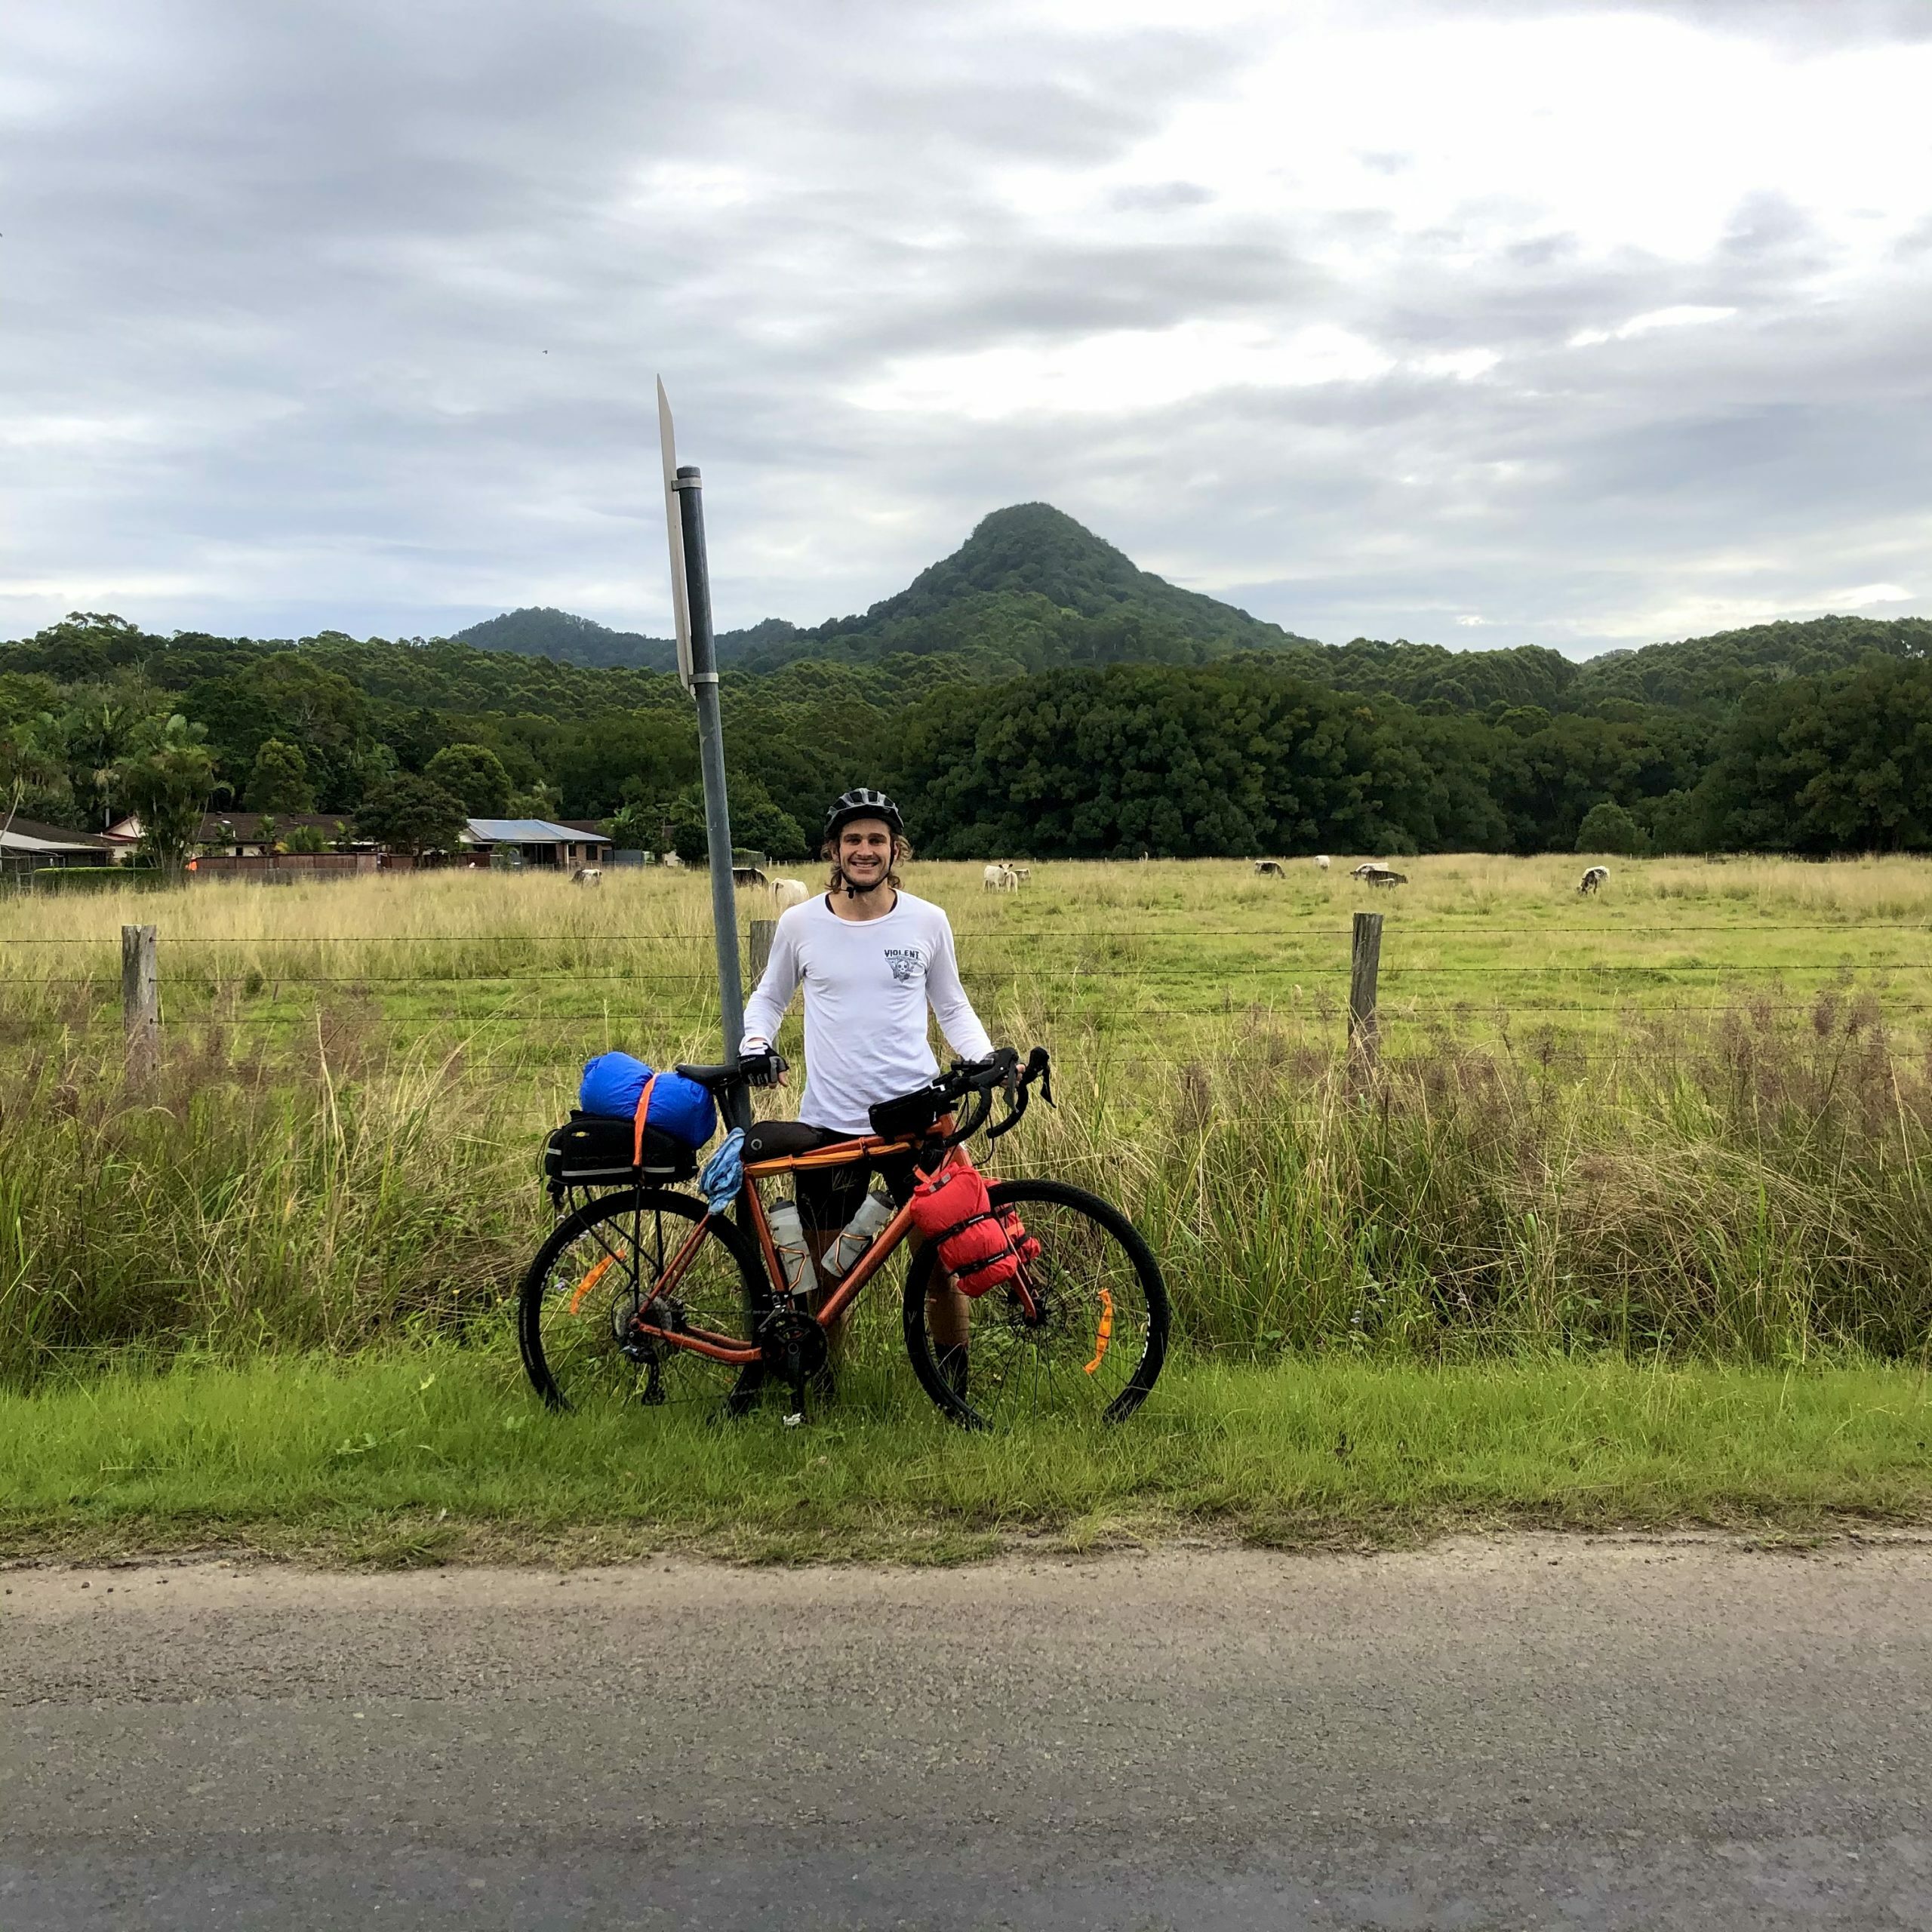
[4,852,1931,1556]
[5,851,1932,1062]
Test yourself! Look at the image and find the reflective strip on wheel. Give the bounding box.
[567,1251,620,1316]
[1084,1287,1115,1375]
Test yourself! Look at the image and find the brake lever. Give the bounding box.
[1025,1045,1055,1108]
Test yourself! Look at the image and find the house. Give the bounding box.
[98,812,380,878]
[0,816,118,874]
[460,818,612,869]
[102,811,367,857]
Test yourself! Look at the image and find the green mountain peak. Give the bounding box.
[454,502,1312,675]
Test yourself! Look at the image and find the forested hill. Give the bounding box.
[1254,616,1932,717]
[452,608,804,674]
[454,503,1313,678]
[11,605,1932,863]
[1568,614,1932,711]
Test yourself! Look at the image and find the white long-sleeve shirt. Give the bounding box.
[739,890,994,1136]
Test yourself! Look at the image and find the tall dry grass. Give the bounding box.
[1084,991,1932,1364]
[5,986,1930,1386]
[6,856,1932,1386]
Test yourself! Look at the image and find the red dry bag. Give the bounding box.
[908,1155,1039,1297]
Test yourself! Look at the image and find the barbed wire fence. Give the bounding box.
[3,909,1928,1081]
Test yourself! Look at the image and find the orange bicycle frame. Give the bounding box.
[622,1121,1036,1362]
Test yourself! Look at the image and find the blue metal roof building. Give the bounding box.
[461,819,611,867]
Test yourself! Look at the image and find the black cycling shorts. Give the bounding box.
[741,1119,920,1233]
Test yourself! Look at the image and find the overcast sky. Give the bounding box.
[5,0,1930,657]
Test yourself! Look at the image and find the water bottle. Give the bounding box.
[767,1198,818,1299]
[823,1190,894,1279]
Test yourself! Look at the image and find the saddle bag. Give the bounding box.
[906,1155,1041,1298]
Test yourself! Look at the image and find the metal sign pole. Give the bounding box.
[657,381,749,1133]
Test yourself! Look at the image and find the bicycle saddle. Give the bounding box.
[674,1062,740,1088]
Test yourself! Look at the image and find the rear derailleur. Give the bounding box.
[615,1290,687,1405]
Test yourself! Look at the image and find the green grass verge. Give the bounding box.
[5,1351,1930,1566]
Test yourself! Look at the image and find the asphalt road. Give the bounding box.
[4,1537,1930,1930]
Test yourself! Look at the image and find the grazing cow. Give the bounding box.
[1351,862,1408,888]
[1577,865,1610,896]
[1367,869,1408,888]
[571,866,602,888]
[770,876,809,909]
[1009,865,1032,882]
[1253,859,1284,878]
[660,851,685,869]
[1315,854,1331,871]
[982,863,1019,892]
[732,865,768,888]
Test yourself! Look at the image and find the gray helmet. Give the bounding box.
[823,787,904,844]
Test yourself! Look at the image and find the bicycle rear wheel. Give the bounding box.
[902,1179,1171,1429]
[518,1189,761,1413]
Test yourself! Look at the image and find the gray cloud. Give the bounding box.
[3,0,1929,657]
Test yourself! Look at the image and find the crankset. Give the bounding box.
[758,1303,828,1424]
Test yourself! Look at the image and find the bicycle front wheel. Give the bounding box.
[518,1189,761,1413]
[902,1179,1171,1429]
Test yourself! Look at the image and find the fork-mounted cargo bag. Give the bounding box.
[906,1155,1040,1297]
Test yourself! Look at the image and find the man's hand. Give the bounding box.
[739,1045,789,1089]
[958,1046,1020,1090]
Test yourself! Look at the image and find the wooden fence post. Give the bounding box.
[122,922,159,1081]
[1348,910,1382,1077]
[748,918,775,986]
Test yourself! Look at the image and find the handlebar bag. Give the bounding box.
[868,1081,949,1143]
[580,1051,716,1151]
[909,1155,1035,1297]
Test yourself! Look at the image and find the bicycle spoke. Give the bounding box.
[907,1183,1168,1430]
[521,1192,758,1414]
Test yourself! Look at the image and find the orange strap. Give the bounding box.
[631,1072,659,1167]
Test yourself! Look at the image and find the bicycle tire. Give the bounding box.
[901,1178,1171,1429]
[518,1188,763,1413]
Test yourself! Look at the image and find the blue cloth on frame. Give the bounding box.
[698,1128,745,1212]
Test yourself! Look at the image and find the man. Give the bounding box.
[737,787,993,1392]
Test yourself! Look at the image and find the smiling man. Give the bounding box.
[737,786,995,1392]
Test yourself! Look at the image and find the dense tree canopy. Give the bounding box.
[424,743,512,817]
[8,509,1932,860]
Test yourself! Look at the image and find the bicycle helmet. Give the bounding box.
[823,787,905,843]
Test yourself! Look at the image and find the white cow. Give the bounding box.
[1009,865,1032,882]
[770,876,809,909]
[1315,854,1331,871]
[571,866,602,888]
[1577,865,1610,896]
[982,863,1019,892]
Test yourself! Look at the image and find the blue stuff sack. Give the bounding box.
[578,1050,717,1150]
